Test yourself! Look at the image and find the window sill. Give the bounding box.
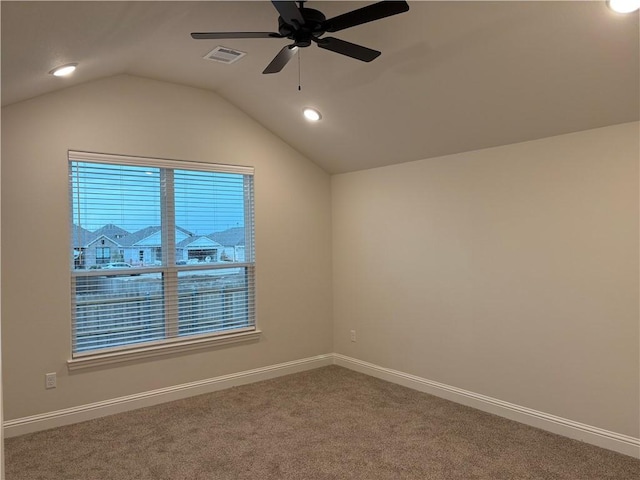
[67,329,262,372]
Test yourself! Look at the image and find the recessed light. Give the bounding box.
[49,63,78,77]
[303,107,322,122]
[607,0,640,13]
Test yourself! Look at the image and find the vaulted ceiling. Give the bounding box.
[2,1,638,173]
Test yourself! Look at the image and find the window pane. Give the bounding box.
[177,268,254,336]
[69,154,256,357]
[73,272,165,353]
[174,170,248,265]
[70,162,162,270]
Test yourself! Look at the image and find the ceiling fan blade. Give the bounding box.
[263,45,299,74]
[316,37,381,62]
[191,32,283,40]
[323,1,409,33]
[271,1,305,26]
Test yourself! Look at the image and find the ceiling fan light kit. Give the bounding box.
[191,0,410,74]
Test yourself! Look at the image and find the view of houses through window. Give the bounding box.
[69,152,256,356]
[73,223,247,269]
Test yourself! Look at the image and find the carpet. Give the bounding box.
[5,365,639,479]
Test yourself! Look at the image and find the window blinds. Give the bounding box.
[69,152,255,356]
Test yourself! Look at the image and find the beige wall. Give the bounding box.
[1,75,333,420]
[2,74,638,443]
[332,122,639,438]
[1,133,4,477]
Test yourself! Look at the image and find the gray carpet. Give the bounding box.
[5,365,640,479]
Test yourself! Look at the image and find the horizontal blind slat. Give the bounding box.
[70,155,255,356]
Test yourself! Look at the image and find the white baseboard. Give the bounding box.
[3,354,333,438]
[5,353,639,460]
[333,354,640,459]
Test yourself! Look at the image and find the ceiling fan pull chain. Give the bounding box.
[298,49,302,91]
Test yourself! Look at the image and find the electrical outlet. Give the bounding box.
[350,330,356,342]
[45,372,57,389]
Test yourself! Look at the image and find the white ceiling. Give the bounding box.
[2,1,638,174]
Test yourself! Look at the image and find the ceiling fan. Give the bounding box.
[191,1,410,74]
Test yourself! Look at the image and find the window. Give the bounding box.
[69,151,256,360]
[95,247,111,264]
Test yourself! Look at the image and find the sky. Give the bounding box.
[70,162,248,235]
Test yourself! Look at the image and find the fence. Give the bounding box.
[73,272,251,353]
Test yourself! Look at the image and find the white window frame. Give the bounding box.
[67,151,259,370]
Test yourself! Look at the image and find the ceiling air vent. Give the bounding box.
[203,46,247,64]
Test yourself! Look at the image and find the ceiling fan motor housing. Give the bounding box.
[278,8,327,47]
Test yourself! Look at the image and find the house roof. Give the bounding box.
[209,227,245,247]
[177,236,223,249]
[118,226,161,247]
[72,224,93,248]
[92,224,130,241]
[86,234,124,248]
[119,226,194,247]
[73,224,194,248]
